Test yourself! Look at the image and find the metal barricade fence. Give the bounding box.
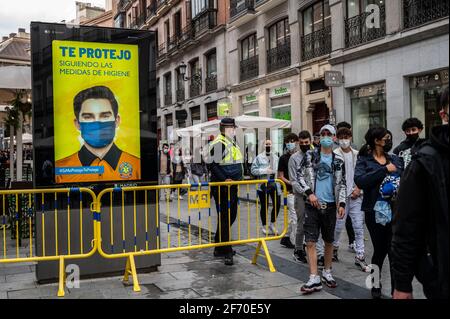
[95,179,288,293]
[0,188,98,297]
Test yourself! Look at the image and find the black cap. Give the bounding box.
[220,117,236,127]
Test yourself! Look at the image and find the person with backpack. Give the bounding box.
[392,87,449,299]
[354,127,404,299]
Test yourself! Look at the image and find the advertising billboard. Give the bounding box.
[52,40,141,183]
[31,23,157,188]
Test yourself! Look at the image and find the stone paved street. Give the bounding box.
[0,194,426,299]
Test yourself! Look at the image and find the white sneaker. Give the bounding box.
[300,275,322,294]
[179,195,184,200]
[321,269,337,288]
[269,223,278,236]
[261,227,268,236]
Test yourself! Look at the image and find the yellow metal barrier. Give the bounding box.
[0,188,98,297]
[95,179,288,293]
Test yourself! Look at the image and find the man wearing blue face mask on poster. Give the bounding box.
[55,85,140,183]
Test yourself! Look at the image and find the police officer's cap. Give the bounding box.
[220,118,236,127]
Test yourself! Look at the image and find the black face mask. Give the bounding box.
[406,133,420,144]
[266,146,271,154]
[383,141,393,153]
[300,145,310,153]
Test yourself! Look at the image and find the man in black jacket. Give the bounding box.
[392,87,449,299]
[393,118,426,168]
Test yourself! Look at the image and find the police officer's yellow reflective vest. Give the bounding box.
[209,134,243,165]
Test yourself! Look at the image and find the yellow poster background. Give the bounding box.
[52,40,140,162]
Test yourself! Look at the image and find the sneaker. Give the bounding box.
[280,237,295,249]
[322,269,337,288]
[293,249,308,264]
[261,226,268,236]
[317,256,325,268]
[355,256,370,273]
[348,242,356,252]
[179,195,184,200]
[224,254,234,266]
[269,223,278,236]
[332,248,339,262]
[300,275,322,295]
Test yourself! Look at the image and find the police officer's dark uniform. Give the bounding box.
[208,118,243,266]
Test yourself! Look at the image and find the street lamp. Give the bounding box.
[179,62,189,81]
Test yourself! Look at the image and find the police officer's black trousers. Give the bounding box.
[211,185,238,255]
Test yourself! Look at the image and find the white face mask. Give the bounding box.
[339,139,351,149]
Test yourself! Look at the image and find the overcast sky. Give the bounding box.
[0,0,106,38]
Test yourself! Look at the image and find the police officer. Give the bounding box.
[208,118,243,266]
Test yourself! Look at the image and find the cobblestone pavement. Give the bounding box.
[0,194,425,299]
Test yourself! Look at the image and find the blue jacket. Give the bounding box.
[354,153,404,213]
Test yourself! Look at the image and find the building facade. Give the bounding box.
[329,0,449,147]
[110,0,449,151]
[113,0,229,146]
[227,0,340,155]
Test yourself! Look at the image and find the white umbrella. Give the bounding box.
[176,115,291,137]
[0,65,31,90]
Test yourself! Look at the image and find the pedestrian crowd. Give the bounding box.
[158,87,448,299]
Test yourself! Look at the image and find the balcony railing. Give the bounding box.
[301,25,332,62]
[146,2,157,20]
[129,14,146,29]
[267,38,291,73]
[119,0,131,11]
[190,76,202,97]
[205,75,217,92]
[176,88,185,102]
[158,42,167,59]
[240,55,259,81]
[230,0,255,19]
[345,5,386,48]
[164,93,172,106]
[404,0,449,29]
[192,9,217,37]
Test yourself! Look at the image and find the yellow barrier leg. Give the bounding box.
[123,255,141,293]
[261,240,276,273]
[57,256,65,297]
[251,240,276,273]
[251,241,262,265]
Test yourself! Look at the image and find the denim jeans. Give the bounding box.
[333,197,365,258]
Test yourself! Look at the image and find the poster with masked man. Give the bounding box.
[52,40,141,183]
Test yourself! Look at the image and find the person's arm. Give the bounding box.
[391,161,427,294]
[251,155,267,177]
[336,158,347,208]
[298,153,312,196]
[208,143,227,181]
[289,155,302,194]
[277,157,290,186]
[354,157,388,190]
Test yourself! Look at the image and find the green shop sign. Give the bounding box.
[272,86,289,97]
[243,94,257,104]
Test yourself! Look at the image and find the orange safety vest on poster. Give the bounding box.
[55,144,140,183]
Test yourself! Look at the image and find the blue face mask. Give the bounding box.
[79,121,116,148]
[286,143,296,151]
[320,136,334,148]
